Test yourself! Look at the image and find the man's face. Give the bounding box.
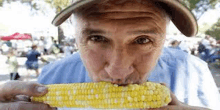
[75,0,167,85]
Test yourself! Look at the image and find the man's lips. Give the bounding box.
[111,81,141,86]
[112,83,128,86]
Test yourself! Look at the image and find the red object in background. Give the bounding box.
[217,40,220,44]
[0,32,32,40]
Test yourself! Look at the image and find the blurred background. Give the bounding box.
[0,0,220,91]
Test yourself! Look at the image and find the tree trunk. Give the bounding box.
[58,26,65,45]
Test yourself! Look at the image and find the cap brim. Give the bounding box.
[52,0,198,37]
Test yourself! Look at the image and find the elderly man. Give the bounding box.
[0,0,219,110]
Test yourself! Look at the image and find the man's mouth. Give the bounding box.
[111,81,141,86]
[115,83,128,86]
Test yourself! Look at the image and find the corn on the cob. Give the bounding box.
[32,82,171,109]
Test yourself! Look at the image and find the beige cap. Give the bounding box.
[52,0,198,37]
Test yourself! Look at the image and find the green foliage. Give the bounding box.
[0,0,3,6]
[44,0,71,13]
[205,18,220,40]
[179,0,219,19]
[180,0,218,10]
[179,0,200,10]
[0,0,33,7]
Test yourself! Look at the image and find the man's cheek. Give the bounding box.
[80,48,105,70]
[137,52,160,76]
[81,49,107,82]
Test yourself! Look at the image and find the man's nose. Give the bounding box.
[105,49,134,82]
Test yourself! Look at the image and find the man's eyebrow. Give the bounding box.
[127,29,158,35]
[82,28,106,35]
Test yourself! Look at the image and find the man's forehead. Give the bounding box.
[73,0,168,35]
[76,0,166,17]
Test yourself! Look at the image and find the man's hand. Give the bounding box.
[0,81,55,110]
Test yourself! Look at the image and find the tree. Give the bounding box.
[205,18,220,40]
[0,0,3,6]
[179,0,219,20]
[44,0,71,45]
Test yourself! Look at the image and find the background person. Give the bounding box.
[6,48,20,80]
[200,35,212,61]
[25,45,48,78]
[38,36,46,55]
[178,40,191,53]
[51,40,60,58]
[5,40,12,48]
[63,43,73,57]
[169,40,180,49]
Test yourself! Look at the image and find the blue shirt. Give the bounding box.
[38,48,220,110]
[26,49,41,62]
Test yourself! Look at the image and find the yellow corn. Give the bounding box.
[31,82,171,109]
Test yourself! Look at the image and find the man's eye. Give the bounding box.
[89,35,107,42]
[135,37,150,44]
